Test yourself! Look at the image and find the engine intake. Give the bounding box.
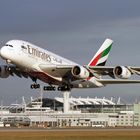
[0,65,10,78]
[71,66,90,79]
[113,66,131,79]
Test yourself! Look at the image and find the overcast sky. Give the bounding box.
[0,0,140,104]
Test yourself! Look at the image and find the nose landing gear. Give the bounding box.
[30,83,40,89]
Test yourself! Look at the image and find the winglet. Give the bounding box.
[88,38,113,66]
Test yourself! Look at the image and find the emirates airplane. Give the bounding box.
[0,38,140,91]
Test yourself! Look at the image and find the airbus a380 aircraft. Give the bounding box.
[0,38,140,91]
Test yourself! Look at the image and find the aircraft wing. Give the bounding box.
[34,64,140,81]
[97,79,140,84]
[39,64,74,78]
[5,64,140,85]
[87,66,140,78]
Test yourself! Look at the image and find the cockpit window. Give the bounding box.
[5,44,13,48]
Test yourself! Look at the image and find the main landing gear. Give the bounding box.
[43,86,56,91]
[30,84,71,91]
[30,83,56,91]
[57,85,71,91]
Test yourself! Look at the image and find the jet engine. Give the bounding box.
[71,66,90,79]
[113,66,131,79]
[0,65,10,78]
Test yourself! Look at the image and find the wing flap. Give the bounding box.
[86,65,114,77]
[128,67,140,75]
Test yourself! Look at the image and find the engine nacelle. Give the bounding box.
[113,66,131,79]
[71,66,90,79]
[0,65,10,78]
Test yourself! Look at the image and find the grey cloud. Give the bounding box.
[1,0,140,104]
[0,0,140,34]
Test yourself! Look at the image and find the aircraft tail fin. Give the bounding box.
[88,38,113,66]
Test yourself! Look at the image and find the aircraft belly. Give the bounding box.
[72,77,104,88]
[29,71,62,85]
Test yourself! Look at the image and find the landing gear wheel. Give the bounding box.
[43,86,56,91]
[58,85,71,91]
[30,84,34,89]
[30,84,40,89]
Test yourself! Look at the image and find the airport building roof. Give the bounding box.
[55,97,115,106]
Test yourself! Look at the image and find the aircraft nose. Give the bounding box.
[0,46,7,59]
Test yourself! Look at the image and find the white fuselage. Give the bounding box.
[0,40,104,88]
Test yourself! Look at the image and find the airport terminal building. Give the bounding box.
[0,95,140,128]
